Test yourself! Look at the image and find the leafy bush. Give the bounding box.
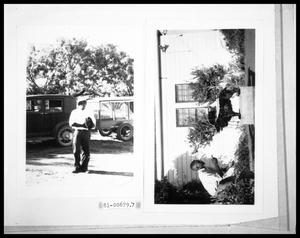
[215,179,254,204]
[219,29,245,71]
[190,64,226,104]
[179,181,212,204]
[155,178,212,204]
[187,115,217,152]
[154,177,181,204]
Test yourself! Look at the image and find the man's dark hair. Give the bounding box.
[190,159,205,170]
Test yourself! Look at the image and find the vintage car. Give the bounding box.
[26,94,76,146]
[85,96,134,141]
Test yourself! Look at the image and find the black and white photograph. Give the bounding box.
[154,29,255,205]
[4,4,295,234]
[23,26,139,197]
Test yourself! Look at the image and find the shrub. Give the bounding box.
[154,177,181,204]
[187,115,217,152]
[190,64,226,104]
[179,181,212,204]
[219,29,245,71]
[155,178,212,204]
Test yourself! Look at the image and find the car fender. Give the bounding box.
[51,121,71,137]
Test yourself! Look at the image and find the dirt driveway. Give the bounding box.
[25,132,135,197]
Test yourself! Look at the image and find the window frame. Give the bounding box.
[99,101,114,120]
[175,83,197,103]
[176,107,208,127]
[26,98,44,113]
[44,99,64,113]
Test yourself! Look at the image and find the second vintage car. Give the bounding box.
[84,96,134,141]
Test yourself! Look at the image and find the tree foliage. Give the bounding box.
[219,29,245,71]
[187,114,217,152]
[26,38,134,97]
[190,64,226,104]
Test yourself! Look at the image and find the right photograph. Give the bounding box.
[155,29,255,205]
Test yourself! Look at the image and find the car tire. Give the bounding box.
[56,125,73,146]
[116,123,133,141]
[99,128,112,137]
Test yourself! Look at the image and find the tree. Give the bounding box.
[26,38,134,97]
[219,29,245,71]
[190,64,226,104]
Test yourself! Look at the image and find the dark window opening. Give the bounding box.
[26,99,43,112]
[45,99,63,112]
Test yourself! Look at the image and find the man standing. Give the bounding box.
[69,97,96,173]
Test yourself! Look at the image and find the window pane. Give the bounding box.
[45,100,63,112]
[176,108,196,127]
[175,84,195,102]
[33,99,43,112]
[26,100,32,111]
[100,102,113,120]
[114,102,128,120]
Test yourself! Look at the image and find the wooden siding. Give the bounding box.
[166,151,200,187]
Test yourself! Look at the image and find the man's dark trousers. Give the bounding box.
[73,130,91,170]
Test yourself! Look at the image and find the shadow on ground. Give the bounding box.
[26,138,133,158]
[26,136,133,169]
[87,170,134,177]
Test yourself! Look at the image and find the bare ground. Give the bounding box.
[25,132,135,192]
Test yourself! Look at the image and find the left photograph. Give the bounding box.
[25,27,136,194]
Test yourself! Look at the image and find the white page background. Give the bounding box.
[5,4,278,226]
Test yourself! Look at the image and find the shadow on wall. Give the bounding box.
[166,152,200,187]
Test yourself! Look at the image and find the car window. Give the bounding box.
[45,99,63,112]
[128,102,133,120]
[26,100,32,111]
[100,102,113,120]
[114,102,129,120]
[27,99,43,112]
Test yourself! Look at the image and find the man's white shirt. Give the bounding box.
[69,108,96,130]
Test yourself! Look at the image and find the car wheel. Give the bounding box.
[99,128,112,137]
[116,123,133,141]
[56,125,73,146]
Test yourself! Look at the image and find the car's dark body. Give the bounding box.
[26,94,76,146]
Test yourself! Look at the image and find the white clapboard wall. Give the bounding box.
[166,152,200,187]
